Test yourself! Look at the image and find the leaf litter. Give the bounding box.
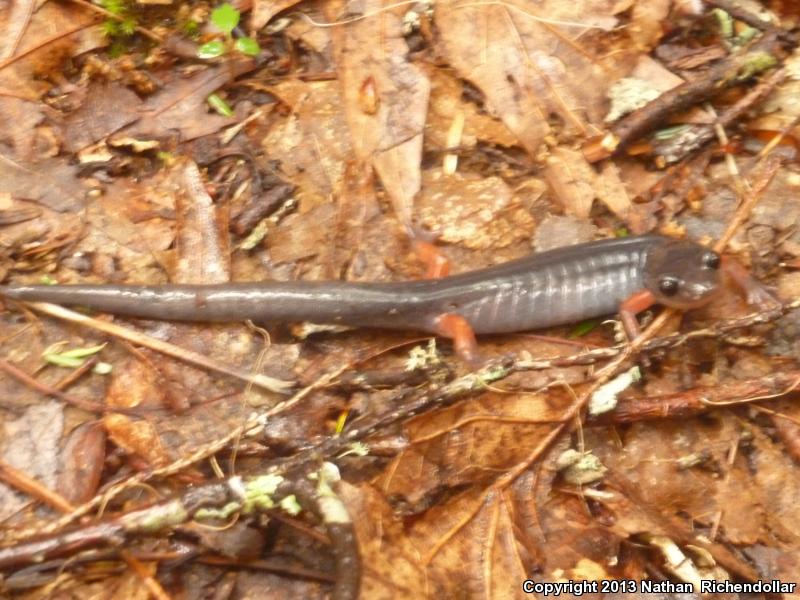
[0,0,799,598]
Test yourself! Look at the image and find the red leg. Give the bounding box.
[721,257,780,308]
[434,313,480,365]
[619,289,656,341]
[413,239,450,279]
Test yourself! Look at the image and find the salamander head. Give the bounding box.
[643,239,722,309]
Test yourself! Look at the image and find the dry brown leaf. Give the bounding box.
[0,0,36,59]
[62,83,142,153]
[0,401,64,522]
[56,421,107,506]
[436,0,633,156]
[0,97,45,161]
[327,0,430,230]
[416,170,535,249]
[533,214,596,250]
[263,79,352,202]
[0,154,87,212]
[750,426,800,544]
[339,482,429,599]
[595,162,633,222]
[120,59,255,143]
[0,2,104,99]
[546,148,637,224]
[251,0,304,31]
[375,389,565,518]
[172,158,231,284]
[630,0,672,49]
[426,68,519,152]
[545,147,597,217]
[103,413,168,468]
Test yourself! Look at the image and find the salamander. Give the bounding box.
[0,235,772,362]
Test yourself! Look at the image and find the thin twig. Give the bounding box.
[0,357,124,414]
[714,154,782,252]
[66,0,163,42]
[22,302,294,394]
[702,0,792,41]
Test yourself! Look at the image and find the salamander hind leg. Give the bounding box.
[433,313,482,366]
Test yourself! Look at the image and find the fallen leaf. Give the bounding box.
[0,401,64,522]
[251,0,304,31]
[436,0,632,155]
[62,83,142,153]
[172,158,231,284]
[416,170,535,249]
[327,0,430,229]
[0,153,87,212]
[121,59,255,143]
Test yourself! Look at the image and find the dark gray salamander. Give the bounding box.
[0,235,724,335]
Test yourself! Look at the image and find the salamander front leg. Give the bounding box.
[434,313,481,366]
[618,289,656,341]
[721,257,781,308]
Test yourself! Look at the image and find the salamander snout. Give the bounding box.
[644,240,723,309]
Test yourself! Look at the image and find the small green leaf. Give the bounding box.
[235,37,260,56]
[197,40,226,59]
[211,3,240,35]
[43,354,87,368]
[711,8,734,39]
[568,319,599,338]
[43,343,107,369]
[653,124,692,141]
[39,275,58,285]
[279,495,302,516]
[207,93,233,117]
[59,343,107,359]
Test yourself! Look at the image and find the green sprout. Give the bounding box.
[43,342,108,371]
[207,93,233,116]
[197,2,261,59]
[99,0,138,45]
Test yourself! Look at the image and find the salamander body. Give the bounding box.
[0,235,723,339]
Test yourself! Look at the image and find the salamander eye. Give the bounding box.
[659,276,680,296]
[702,251,721,270]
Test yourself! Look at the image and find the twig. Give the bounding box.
[0,23,93,74]
[714,154,782,252]
[0,357,128,414]
[422,309,674,565]
[585,34,782,161]
[757,112,800,160]
[0,459,74,514]
[591,371,800,424]
[265,300,795,476]
[22,302,294,394]
[653,67,786,165]
[65,0,163,43]
[0,468,361,600]
[702,0,793,42]
[1,300,793,585]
